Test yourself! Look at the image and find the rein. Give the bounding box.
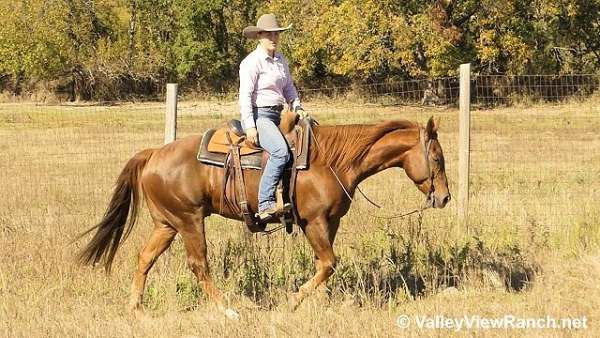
[308,119,433,220]
[262,119,432,235]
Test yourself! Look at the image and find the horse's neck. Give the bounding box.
[313,123,418,195]
[345,128,418,188]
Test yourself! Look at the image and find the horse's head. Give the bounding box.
[402,117,450,209]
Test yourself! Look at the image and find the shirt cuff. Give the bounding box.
[290,99,302,111]
[242,115,256,130]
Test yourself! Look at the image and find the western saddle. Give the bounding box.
[197,114,312,233]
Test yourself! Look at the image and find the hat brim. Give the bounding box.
[243,24,292,39]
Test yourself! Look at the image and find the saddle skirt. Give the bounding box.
[195,115,313,233]
[197,118,311,170]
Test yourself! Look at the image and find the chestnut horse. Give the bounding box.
[78,115,450,315]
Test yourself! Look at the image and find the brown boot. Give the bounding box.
[257,203,292,222]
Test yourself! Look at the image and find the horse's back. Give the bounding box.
[140,134,214,208]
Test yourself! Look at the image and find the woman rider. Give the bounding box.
[239,13,307,221]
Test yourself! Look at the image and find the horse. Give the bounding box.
[77,114,450,316]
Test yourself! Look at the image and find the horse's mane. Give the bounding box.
[310,120,418,171]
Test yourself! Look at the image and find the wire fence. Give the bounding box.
[466,74,600,235]
[0,73,598,240]
[473,74,599,106]
[298,77,460,106]
[144,74,600,236]
[0,104,166,227]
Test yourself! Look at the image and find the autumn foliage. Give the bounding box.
[1,0,599,100]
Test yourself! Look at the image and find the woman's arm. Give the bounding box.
[282,57,302,112]
[239,58,259,130]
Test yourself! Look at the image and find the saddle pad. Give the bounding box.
[206,128,262,156]
[198,129,263,170]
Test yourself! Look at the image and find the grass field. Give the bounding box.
[0,98,599,337]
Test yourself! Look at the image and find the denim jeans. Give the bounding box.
[254,107,290,212]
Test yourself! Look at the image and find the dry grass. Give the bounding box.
[0,98,598,337]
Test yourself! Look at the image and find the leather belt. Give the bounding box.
[257,105,284,111]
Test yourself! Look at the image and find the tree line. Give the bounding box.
[1,0,599,101]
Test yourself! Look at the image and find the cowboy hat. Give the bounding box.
[242,13,292,39]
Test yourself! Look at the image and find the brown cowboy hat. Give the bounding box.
[242,13,292,39]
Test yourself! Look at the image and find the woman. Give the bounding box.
[239,13,307,221]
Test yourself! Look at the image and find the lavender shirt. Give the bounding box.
[239,46,301,130]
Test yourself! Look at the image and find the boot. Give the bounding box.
[256,203,291,222]
[257,182,291,222]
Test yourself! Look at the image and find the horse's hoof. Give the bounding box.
[288,292,302,311]
[224,308,240,321]
[128,305,145,319]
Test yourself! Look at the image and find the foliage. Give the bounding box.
[1,0,600,99]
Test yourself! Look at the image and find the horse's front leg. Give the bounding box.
[290,217,337,310]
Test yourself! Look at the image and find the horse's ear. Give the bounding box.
[426,116,438,139]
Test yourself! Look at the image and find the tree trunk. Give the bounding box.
[13,70,24,96]
[127,0,138,69]
[72,66,92,102]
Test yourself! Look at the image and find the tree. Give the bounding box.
[2,0,600,99]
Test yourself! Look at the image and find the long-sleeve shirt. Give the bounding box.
[239,45,301,130]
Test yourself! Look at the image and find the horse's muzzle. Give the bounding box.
[429,193,451,209]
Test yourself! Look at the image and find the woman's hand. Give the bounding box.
[295,106,308,119]
[246,127,259,146]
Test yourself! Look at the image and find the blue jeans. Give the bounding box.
[254,107,290,212]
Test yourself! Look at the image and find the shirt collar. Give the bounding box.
[255,45,281,61]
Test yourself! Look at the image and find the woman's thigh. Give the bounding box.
[256,118,288,158]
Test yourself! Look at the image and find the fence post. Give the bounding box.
[458,63,471,232]
[165,83,178,144]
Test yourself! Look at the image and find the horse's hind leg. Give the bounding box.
[178,214,238,318]
[129,223,177,313]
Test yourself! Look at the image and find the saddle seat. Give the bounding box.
[197,116,310,170]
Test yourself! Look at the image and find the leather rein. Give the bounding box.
[309,120,434,220]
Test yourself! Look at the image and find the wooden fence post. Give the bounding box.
[165,83,178,144]
[458,63,471,232]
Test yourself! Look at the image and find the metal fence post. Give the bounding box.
[165,83,178,144]
[458,64,471,232]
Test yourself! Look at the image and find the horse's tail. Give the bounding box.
[77,148,155,273]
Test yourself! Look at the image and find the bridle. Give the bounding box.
[310,121,436,220]
[370,127,435,219]
[419,127,435,208]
